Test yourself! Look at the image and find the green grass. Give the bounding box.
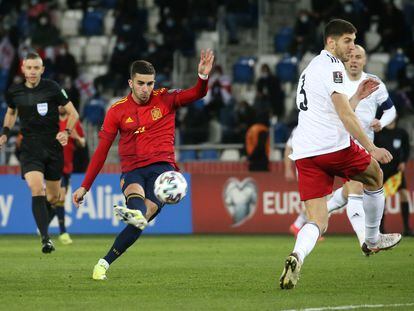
[0,235,413,311]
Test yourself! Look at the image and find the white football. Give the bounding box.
[154,171,188,204]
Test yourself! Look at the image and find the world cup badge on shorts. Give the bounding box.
[222,177,258,227]
[37,102,48,116]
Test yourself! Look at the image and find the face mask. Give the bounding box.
[166,18,175,27]
[344,4,353,13]
[299,15,308,23]
[39,17,48,25]
[261,72,269,78]
[117,43,126,51]
[148,46,156,53]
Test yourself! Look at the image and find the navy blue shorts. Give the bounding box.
[120,162,175,212]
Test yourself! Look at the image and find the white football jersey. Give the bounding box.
[290,50,350,160]
[343,72,389,141]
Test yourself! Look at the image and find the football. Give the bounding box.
[154,171,188,204]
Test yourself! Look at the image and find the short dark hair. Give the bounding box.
[130,60,155,78]
[24,51,42,61]
[323,19,357,44]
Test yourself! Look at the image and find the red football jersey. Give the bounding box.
[81,77,208,190]
[59,118,85,175]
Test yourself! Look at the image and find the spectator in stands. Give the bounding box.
[204,65,232,118]
[30,13,61,48]
[292,10,318,55]
[234,100,255,144]
[245,121,270,171]
[255,64,285,119]
[144,40,172,86]
[375,1,406,52]
[224,0,256,44]
[54,42,78,81]
[62,75,80,112]
[310,0,342,25]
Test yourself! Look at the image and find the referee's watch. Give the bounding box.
[65,128,72,135]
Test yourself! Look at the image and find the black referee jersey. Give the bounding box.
[5,79,70,139]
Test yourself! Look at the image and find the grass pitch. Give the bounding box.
[0,235,413,311]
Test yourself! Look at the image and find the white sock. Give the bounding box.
[363,188,385,245]
[346,195,365,246]
[293,223,320,263]
[327,187,347,213]
[98,258,109,269]
[293,211,307,228]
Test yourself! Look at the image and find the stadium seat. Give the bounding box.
[366,53,389,80]
[82,9,104,36]
[274,27,293,53]
[386,51,408,81]
[179,150,197,162]
[67,37,87,63]
[255,54,281,78]
[199,149,219,160]
[233,56,256,83]
[60,10,83,36]
[276,55,298,83]
[220,149,240,161]
[85,36,109,63]
[104,10,115,35]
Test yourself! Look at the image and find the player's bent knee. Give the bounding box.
[47,193,60,205]
[124,183,144,197]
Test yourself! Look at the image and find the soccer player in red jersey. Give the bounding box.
[48,107,85,245]
[72,49,214,280]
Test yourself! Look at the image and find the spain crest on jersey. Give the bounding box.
[151,107,162,121]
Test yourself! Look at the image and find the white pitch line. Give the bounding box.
[282,302,414,311]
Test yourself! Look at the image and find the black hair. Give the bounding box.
[323,19,357,44]
[130,60,155,78]
[24,51,42,61]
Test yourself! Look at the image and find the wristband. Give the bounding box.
[1,127,10,139]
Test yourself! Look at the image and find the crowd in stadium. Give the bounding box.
[0,0,413,165]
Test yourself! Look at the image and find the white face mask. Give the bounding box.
[299,15,308,23]
[39,17,48,25]
[117,43,126,51]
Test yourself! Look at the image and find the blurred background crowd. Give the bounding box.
[0,0,414,168]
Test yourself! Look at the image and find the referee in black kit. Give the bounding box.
[0,52,79,253]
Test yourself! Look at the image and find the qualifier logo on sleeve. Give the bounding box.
[333,71,343,83]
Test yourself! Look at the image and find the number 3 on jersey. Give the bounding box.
[298,74,308,111]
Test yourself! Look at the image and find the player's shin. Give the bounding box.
[32,196,50,240]
[327,187,347,213]
[103,225,143,265]
[292,222,320,263]
[346,195,365,246]
[127,193,147,215]
[362,188,385,245]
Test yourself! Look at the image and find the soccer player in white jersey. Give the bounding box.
[289,45,397,248]
[279,19,402,290]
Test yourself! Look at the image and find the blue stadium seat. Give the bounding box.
[386,51,408,81]
[276,55,298,83]
[179,150,197,162]
[82,9,104,36]
[199,149,219,160]
[274,27,293,53]
[233,56,256,83]
[83,97,106,126]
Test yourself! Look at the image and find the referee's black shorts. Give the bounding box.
[20,137,63,181]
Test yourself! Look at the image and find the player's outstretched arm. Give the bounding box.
[198,49,215,76]
[332,92,392,164]
[349,78,380,110]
